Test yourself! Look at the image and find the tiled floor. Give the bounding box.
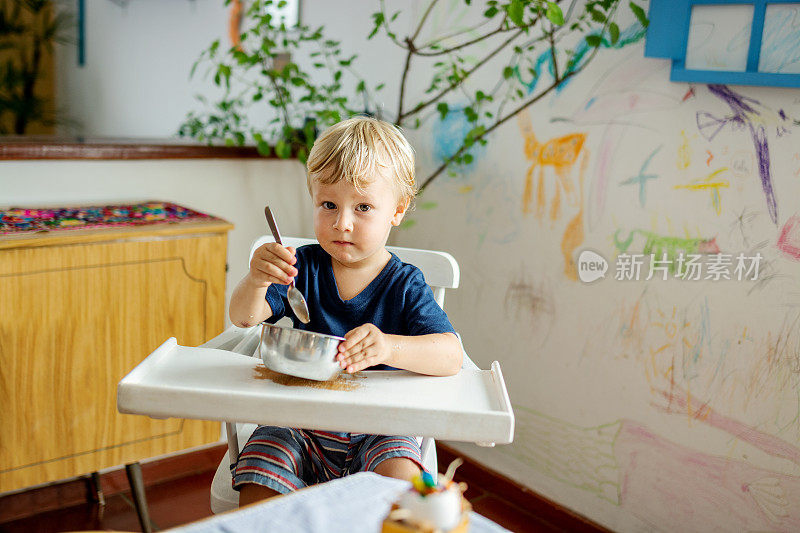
[0,449,581,533]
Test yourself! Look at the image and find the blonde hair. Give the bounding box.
[306,116,417,204]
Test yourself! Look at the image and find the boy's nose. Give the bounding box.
[333,212,353,232]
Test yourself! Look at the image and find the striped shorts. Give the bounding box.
[231,426,424,494]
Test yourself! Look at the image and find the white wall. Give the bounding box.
[55,0,406,136]
[37,0,800,531]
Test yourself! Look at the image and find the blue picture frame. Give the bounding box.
[645,0,800,87]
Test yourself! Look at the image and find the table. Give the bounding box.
[172,471,510,533]
[117,330,514,443]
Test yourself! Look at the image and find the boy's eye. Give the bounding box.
[322,201,336,210]
[356,204,371,212]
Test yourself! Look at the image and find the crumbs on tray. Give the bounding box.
[253,364,364,391]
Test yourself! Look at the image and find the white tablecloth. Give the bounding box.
[172,471,509,533]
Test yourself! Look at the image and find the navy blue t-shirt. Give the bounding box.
[265,244,455,370]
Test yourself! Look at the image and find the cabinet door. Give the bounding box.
[0,232,226,492]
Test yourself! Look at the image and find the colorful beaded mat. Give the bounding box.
[0,202,215,235]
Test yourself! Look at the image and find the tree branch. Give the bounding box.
[398,27,525,123]
[414,15,550,57]
[416,15,496,51]
[411,0,439,41]
[396,38,415,124]
[417,2,622,192]
[415,21,508,57]
[548,25,559,81]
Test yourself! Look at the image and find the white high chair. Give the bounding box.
[118,237,513,519]
[207,236,471,513]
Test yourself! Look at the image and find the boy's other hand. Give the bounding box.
[337,323,391,373]
[247,242,298,288]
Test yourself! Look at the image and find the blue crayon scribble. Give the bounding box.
[759,5,800,74]
[619,145,661,207]
[432,107,486,169]
[517,22,647,95]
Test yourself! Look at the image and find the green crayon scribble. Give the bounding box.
[613,229,720,273]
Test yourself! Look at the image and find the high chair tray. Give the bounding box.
[118,335,514,444]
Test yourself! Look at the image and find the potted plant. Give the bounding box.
[180,0,647,190]
[0,0,72,134]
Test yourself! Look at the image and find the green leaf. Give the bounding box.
[464,107,478,122]
[589,9,606,23]
[609,22,620,44]
[419,202,438,209]
[368,12,384,39]
[586,34,602,47]
[275,139,291,158]
[437,102,449,120]
[629,2,649,28]
[506,0,524,27]
[399,219,416,229]
[463,153,473,164]
[503,66,514,79]
[545,2,564,25]
[256,141,272,157]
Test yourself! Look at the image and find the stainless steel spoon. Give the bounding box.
[264,206,311,324]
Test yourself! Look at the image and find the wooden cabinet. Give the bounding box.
[0,219,232,493]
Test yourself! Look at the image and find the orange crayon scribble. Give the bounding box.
[561,146,589,280]
[706,150,713,166]
[521,131,586,219]
[518,111,588,281]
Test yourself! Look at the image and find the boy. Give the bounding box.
[228,116,463,506]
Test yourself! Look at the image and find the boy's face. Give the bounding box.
[311,168,408,269]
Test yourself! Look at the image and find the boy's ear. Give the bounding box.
[391,197,411,226]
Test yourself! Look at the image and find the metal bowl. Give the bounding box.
[259,323,344,381]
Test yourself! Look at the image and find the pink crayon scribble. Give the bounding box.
[615,420,800,531]
[698,237,720,254]
[777,215,800,261]
[653,387,800,466]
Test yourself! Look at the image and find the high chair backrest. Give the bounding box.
[249,236,460,308]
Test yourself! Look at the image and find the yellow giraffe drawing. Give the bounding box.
[518,111,589,280]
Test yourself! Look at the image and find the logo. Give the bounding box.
[577,250,608,283]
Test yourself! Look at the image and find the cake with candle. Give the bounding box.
[381,459,470,533]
